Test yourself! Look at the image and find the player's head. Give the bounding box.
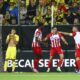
[51,27,58,34]
[11,28,16,34]
[72,26,79,32]
[38,23,44,30]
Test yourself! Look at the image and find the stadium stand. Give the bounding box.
[0,0,18,26]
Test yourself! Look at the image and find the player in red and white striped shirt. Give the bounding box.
[43,27,68,72]
[60,26,80,73]
[32,26,43,72]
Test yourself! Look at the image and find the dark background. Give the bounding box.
[2,25,77,72]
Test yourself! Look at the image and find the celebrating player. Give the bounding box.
[4,28,19,72]
[60,26,80,73]
[32,26,43,72]
[43,27,68,72]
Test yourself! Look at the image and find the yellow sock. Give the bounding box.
[12,61,16,72]
[4,60,8,71]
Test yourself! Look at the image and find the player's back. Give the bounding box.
[32,28,42,47]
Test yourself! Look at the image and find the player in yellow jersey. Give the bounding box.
[4,28,19,72]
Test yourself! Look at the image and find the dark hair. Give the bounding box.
[52,27,57,29]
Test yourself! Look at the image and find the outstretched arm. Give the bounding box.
[59,32,72,36]
[61,36,68,45]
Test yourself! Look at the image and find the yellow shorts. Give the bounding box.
[5,47,17,59]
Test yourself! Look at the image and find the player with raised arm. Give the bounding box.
[32,26,44,72]
[4,28,19,72]
[60,26,80,73]
[43,27,68,72]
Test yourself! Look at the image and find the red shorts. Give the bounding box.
[50,47,63,56]
[32,47,42,55]
[75,49,80,57]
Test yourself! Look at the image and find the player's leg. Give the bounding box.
[11,47,17,72]
[75,49,80,73]
[47,48,55,72]
[12,59,16,72]
[75,57,80,73]
[4,47,10,72]
[4,59,8,72]
[57,48,64,72]
[79,57,80,73]
[33,47,42,72]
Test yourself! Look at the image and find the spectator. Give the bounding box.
[6,0,18,23]
[34,19,39,26]
[59,3,68,12]
[4,10,11,22]
[0,0,9,15]
[20,0,80,25]
[42,18,48,26]
[27,0,36,21]
[62,18,69,25]
[73,18,79,24]
[64,10,74,24]
[2,17,10,26]
[69,2,78,13]
[33,11,42,24]
[20,0,27,24]
[37,0,48,16]
[45,9,51,25]
[10,17,17,25]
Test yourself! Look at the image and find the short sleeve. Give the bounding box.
[72,32,76,36]
[58,33,62,38]
[46,33,52,39]
[35,31,40,37]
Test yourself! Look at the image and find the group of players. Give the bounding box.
[32,26,80,73]
[4,26,80,73]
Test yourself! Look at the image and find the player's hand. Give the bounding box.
[44,42,49,47]
[9,34,15,39]
[65,42,68,46]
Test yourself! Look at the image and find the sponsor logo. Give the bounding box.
[8,59,75,68]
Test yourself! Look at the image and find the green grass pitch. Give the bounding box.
[0,72,80,80]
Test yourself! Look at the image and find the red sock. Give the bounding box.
[48,61,52,68]
[57,60,63,67]
[34,59,40,69]
[76,60,80,70]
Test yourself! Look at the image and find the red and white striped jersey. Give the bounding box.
[32,28,42,47]
[46,32,62,48]
[72,32,80,49]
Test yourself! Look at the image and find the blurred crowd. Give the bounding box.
[53,0,80,25]
[20,0,51,26]
[20,0,80,26]
[0,0,80,26]
[0,0,18,26]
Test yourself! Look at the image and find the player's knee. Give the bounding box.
[76,57,80,61]
[49,56,53,61]
[60,54,64,60]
